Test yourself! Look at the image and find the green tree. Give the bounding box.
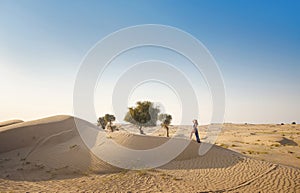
[97,114,116,132]
[97,117,106,129]
[104,114,116,132]
[124,101,160,134]
[158,114,172,137]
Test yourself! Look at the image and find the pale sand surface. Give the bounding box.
[0,116,299,192]
[214,123,300,169]
[156,123,300,168]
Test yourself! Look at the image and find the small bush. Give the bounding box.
[291,122,296,125]
[69,144,77,149]
[247,150,255,154]
[97,114,116,131]
[271,143,280,147]
[220,144,229,148]
[137,170,148,176]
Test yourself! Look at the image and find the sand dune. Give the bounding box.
[0,116,299,192]
[0,119,23,128]
[0,115,119,181]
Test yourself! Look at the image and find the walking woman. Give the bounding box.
[190,119,201,143]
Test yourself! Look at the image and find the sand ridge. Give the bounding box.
[0,120,23,128]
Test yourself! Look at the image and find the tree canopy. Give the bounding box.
[124,101,160,134]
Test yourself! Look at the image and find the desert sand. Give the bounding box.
[0,115,299,192]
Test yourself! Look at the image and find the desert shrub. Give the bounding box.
[158,114,172,137]
[97,117,106,129]
[104,114,116,132]
[291,122,296,125]
[97,114,116,131]
[220,144,229,148]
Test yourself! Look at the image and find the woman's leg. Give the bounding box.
[195,131,201,143]
[190,131,194,139]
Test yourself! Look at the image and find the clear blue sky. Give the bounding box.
[0,0,299,123]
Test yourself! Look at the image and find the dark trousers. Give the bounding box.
[195,131,201,143]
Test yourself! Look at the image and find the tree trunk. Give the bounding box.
[109,121,113,132]
[166,126,169,137]
[139,126,144,134]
